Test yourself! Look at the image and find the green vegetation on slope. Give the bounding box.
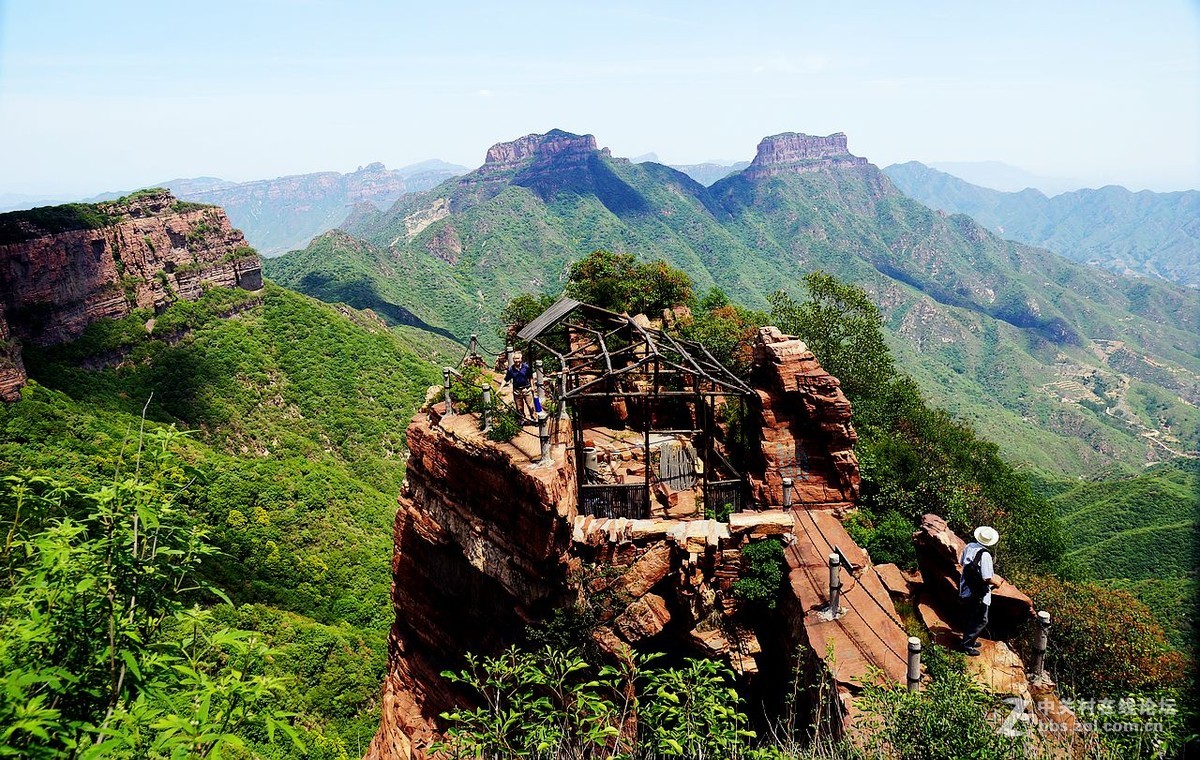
[884,161,1200,287]
[2,283,444,757]
[1037,460,1199,649]
[274,138,1200,478]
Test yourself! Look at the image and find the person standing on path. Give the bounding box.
[502,352,534,424]
[959,525,1005,655]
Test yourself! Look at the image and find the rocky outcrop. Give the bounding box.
[0,303,25,402]
[749,327,860,507]
[0,190,262,399]
[912,513,1035,635]
[483,130,609,169]
[744,132,869,180]
[366,402,578,759]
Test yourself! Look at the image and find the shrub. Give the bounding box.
[733,537,786,611]
[1018,574,1188,696]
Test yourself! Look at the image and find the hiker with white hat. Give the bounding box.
[958,525,1005,656]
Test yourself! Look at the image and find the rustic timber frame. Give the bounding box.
[516,297,756,518]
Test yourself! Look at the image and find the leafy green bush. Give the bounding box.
[0,431,300,758]
[733,537,786,611]
[856,654,1027,760]
[435,647,773,759]
[566,249,694,315]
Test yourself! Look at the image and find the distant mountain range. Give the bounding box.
[884,161,1200,287]
[632,154,752,186]
[2,161,469,256]
[923,160,1083,195]
[265,129,1200,478]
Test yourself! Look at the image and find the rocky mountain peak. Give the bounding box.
[745,131,869,179]
[484,130,609,168]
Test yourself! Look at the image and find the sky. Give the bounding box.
[1,0,1197,197]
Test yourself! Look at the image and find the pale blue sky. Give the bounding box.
[1,0,1197,196]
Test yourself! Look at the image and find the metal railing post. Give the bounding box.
[907,637,922,692]
[782,476,794,509]
[828,552,842,615]
[1032,610,1051,679]
[558,372,568,419]
[481,385,492,432]
[468,333,479,358]
[534,360,545,412]
[538,410,550,463]
[506,345,514,368]
[442,368,453,416]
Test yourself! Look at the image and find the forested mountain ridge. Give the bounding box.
[266,129,1200,477]
[884,160,1200,287]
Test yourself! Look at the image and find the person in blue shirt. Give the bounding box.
[501,352,534,424]
[958,525,1006,656]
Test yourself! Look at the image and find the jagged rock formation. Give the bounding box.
[750,327,861,507]
[743,132,869,180]
[369,331,921,757]
[0,191,262,400]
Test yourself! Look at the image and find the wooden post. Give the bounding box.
[907,637,922,692]
[442,368,453,417]
[828,552,842,615]
[1032,610,1051,679]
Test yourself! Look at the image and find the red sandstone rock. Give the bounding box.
[0,191,262,400]
[616,542,672,598]
[749,327,861,507]
[613,592,671,642]
[913,514,1035,636]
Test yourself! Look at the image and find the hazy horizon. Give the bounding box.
[2,0,1197,197]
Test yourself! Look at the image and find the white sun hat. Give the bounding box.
[974,526,999,547]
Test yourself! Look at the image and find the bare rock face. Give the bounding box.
[483,129,608,168]
[0,303,25,402]
[749,327,860,507]
[0,191,262,399]
[366,404,578,759]
[744,132,869,180]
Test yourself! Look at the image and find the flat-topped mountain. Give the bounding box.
[0,190,262,399]
[885,161,1200,287]
[266,129,1200,476]
[743,132,870,179]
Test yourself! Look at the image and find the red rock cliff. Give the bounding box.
[0,190,262,400]
[750,327,861,507]
[744,132,869,180]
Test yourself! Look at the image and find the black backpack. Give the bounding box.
[963,548,991,598]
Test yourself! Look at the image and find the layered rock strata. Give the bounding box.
[750,327,861,507]
[744,132,869,180]
[0,191,262,399]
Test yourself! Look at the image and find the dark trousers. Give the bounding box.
[961,597,989,649]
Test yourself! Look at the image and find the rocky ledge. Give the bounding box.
[0,190,262,400]
[744,132,869,179]
[483,129,609,169]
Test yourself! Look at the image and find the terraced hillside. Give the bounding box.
[1039,460,1198,648]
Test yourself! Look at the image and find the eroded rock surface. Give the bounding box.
[0,191,262,400]
[750,327,861,507]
